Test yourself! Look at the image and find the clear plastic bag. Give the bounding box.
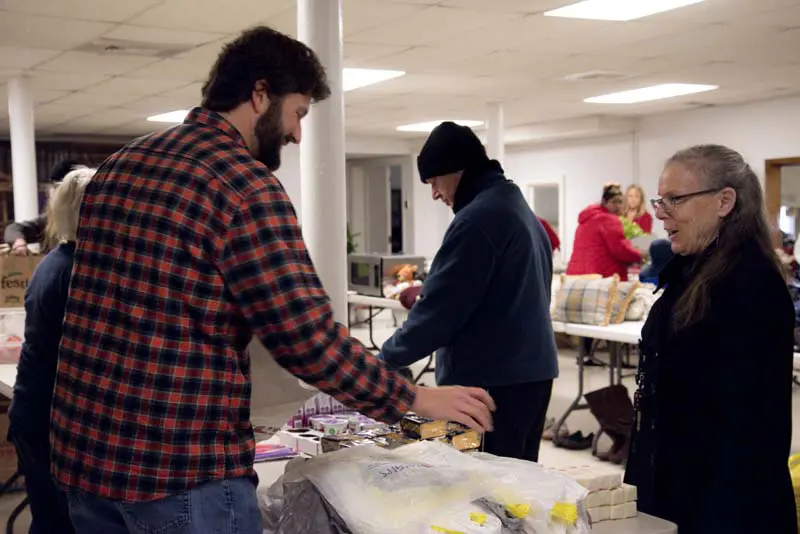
[266,440,591,534]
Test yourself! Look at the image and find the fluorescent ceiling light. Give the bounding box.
[544,0,706,21]
[396,120,484,133]
[343,68,404,91]
[147,109,189,123]
[584,83,718,104]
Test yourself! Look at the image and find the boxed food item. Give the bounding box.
[320,435,376,454]
[372,432,417,450]
[400,414,448,440]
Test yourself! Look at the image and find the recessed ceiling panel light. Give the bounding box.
[544,0,706,21]
[584,83,718,104]
[396,120,484,133]
[146,109,189,123]
[344,68,405,91]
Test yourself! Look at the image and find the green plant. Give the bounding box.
[620,216,645,240]
[347,224,360,255]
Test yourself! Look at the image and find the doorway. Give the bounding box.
[347,159,408,254]
[765,157,800,239]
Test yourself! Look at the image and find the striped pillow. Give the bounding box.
[553,275,619,326]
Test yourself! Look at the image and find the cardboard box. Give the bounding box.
[0,255,42,308]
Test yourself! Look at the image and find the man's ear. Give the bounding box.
[251,80,270,113]
[718,187,736,218]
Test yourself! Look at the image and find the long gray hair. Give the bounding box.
[666,144,779,330]
[45,166,95,245]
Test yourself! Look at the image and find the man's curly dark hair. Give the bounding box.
[201,26,331,112]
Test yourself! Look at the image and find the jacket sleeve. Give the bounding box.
[4,215,47,245]
[599,217,642,264]
[380,218,497,368]
[219,184,416,424]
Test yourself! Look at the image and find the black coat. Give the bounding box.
[625,239,797,534]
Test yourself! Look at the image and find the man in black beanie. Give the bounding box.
[380,121,559,462]
[5,159,84,254]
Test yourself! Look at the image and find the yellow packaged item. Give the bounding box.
[789,455,800,532]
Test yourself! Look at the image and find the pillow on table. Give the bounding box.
[611,280,641,324]
[553,275,619,327]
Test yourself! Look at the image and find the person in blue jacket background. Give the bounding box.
[380,122,558,461]
[9,167,94,534]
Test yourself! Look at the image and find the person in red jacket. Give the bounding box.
[625,184,653,234]
[567,184,643,281]
[538,216,560,252]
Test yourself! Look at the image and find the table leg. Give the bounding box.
[413,354,436,385]
[366,306,380,351]
[6,495,28,534]
[553,339,589,445]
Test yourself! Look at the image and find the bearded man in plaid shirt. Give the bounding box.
[51,26,495,534]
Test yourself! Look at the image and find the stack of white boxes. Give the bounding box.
[551,465,638,523]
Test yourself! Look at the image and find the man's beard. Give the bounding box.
[253,100,291,171]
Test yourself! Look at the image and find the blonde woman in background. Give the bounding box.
[8,167,95,534]
[625,184,653,234]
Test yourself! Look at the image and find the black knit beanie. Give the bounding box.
[417,122,488,183]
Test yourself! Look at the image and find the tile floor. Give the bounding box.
[2,308,799,530]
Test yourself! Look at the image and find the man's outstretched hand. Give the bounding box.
[411,385,495,433]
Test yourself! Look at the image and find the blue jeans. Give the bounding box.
[67,477,262,534]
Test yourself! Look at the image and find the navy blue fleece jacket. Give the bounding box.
[380,164,559,387]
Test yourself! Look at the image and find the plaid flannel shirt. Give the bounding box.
[51,108,416,502]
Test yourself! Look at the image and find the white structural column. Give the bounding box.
[297,0,348,322]
[7,78,39,222]
[486,102,505,165]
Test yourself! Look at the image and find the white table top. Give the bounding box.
[0,363,16,399]
[563,321,644,345]
[347,293,408,311]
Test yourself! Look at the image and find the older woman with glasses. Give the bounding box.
[625,145,796,534]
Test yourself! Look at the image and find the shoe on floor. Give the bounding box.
[554,431,594,451]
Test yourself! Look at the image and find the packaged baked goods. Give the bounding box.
[372,432,418,450]
[320,435,375,454]
[400,414,448,440]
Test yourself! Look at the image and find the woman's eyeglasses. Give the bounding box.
[650,188,722,212]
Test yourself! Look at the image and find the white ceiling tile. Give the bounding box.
[0,11,113,49]
[34,102,94,123]
[28,71,111,91]
[347,6,520,46]
[35,52,161,76]
[342,0,429,36]
[50,91,145,108]
[344,43,410,65]
[0,0,162,22]
[262,8,296,38]
[103,25,225,47]
[0,46,61,69]
[85,76,191,95]
[126,58,210,82]
[129,0,294,32]
[0,85,66,106]
[437,0,564,14]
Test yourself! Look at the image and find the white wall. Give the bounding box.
[636,95,800,209]
[504,135,636,262]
